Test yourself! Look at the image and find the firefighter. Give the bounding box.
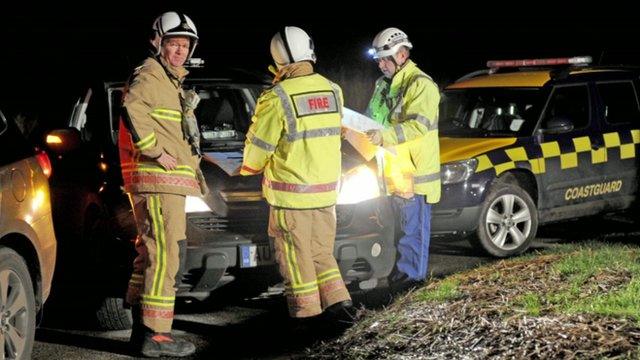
[365,27,441,285]
[118,11,204,357]
[241,26,353,320]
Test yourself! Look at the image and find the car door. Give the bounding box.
[535,82,608,215]
[592,79,640,206]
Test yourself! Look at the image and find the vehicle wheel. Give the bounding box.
[95,297,132,331]
[0,247,36,360]
[471,182,538,257]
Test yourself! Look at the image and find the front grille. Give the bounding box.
[190,214,229,232]
[189,213,267,233]
[352,258,371,273]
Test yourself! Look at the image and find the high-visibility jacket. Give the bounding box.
[119,56,201,196]
[241,72,343,209]
[366,60,441,203]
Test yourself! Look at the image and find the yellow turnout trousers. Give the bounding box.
[126,193,186,332]
[268,205,351,318]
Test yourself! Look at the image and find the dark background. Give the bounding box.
[4,4,640,130]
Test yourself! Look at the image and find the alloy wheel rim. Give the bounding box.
[0,269,29,360]
[485,194,532,251]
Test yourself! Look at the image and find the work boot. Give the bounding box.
[128,306,146,350]
[140,333,196,358]
[325,299,356,325]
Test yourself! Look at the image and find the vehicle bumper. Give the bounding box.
[181,196,395,295]
[431,205,482,236]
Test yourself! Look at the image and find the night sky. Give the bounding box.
[5,4,640,128]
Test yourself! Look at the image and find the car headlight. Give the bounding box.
[337,165,381,205]
[185,195,212,213]
[441,159,477,185]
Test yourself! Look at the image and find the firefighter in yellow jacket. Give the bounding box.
[365,28,441,285]
[241,26,353,319]
[118,11,203,358]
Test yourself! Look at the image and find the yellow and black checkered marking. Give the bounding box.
[475,130,640,176]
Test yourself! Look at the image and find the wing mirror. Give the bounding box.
[540,117,574,134]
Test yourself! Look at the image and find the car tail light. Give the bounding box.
[487,56,592,69]
[35,151,52,178]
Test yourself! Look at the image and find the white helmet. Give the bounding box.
[151,11,199,60]
[371,27,413,59]
[270,26,316,68]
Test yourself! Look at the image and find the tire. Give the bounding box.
[0,247,36,360]
[95,297,132,331]
[471,182,538,257]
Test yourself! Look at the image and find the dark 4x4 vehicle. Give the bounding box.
[433,56,640,257]
[45,68,395,329]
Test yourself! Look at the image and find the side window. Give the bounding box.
[108,88,124,145]
[0,111,34,166]
[596,81,640,125]
[542,85,590,130]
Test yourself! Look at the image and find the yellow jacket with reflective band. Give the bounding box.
[118,56,201,196]
[366,60,441,203]
[241,67,343,209]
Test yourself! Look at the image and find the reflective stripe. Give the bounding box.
[394,124,406,143]
[265,178,338,193]
[274,83,342,142]
[149,195,167,297]
[414,172,441,184]
[405,113,438,131]
[290,280,319,291]
[150,108,182,122]
[318,273,342,284]
[142,295,175,303]
[329,82,343,117]
[274,85,298,137]
[247,133,276,152]
[291,287,320,295]
[135,133,156,150]
[141,300,175,308]
[287,127,341,141]
[317,268,340,280]
[277,209,302,285]
[122,163,196,177]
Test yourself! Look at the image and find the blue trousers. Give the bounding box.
[393,195,431,281]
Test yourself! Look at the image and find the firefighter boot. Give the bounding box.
[141,333,196,358]
[129,305,147,350]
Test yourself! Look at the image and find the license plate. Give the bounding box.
[240,244,275,268]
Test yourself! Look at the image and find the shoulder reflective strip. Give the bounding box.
[155,108,181,116]
[394,124,406,143]
[241,165,261,174]
[265,178,338,193]
[288,127,341,141]
[404,74,431,96]
[273,85,298,136]
[405,114,438,131]
[247,133,276,152]
[292,91,338,117]
[329,82,343,116]
[135,133,156,150]
[414,172,441,184]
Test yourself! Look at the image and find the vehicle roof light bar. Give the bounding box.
[487,56,592,70]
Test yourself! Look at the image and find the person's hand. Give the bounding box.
[156,152,177,170]
[366,129,383,146]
